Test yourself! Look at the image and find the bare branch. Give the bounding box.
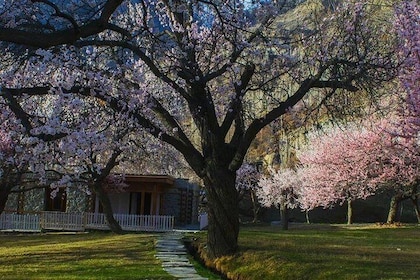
[74,39,191,100]
[221,63,256,137]
[32,0,80,31]
[0,0,124,48]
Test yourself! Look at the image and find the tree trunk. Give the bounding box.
[0,187,11,215]
[387,193,403,224]
[305,210,310,224]
[280,202,289,230]
[411,197,420,224]
[92,182,123,234]
[203,168,239,259]
[347,198,353,225]
[250,191,259,223]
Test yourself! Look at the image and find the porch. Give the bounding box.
[91,175,176,216]
[0,211,174,233]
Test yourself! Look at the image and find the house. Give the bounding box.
[5,175,201,227]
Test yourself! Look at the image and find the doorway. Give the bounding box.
[135,192,152,215]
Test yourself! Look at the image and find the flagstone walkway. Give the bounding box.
[155,232,208,280]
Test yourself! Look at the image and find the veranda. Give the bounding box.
[0,212,174,232]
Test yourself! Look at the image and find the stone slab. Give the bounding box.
[156,233,208,280]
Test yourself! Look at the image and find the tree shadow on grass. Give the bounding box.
[0,232,175,280]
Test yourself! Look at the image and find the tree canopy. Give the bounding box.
[0,0,404,257]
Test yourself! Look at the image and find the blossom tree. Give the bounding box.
[0,127,22,214]
[296,1,420,224]
[47,115,133,233]
[1,80,143,231]
[390,0,420,223]
[0,104,52,215]
[236,163,261,223]
[0,0,400,256]
[298,116,420,224]
[28,92,156,232]
[257,167,302,229]
[298,123,393,224]
[395,1,419,124]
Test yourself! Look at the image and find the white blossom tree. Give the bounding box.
[0,0,401,256]
[257,167,302,229]
[236,163,261,223]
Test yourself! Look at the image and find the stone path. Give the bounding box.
[155,232,208,280]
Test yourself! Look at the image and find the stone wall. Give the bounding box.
[66,187,88,213]
[161,179,201,226]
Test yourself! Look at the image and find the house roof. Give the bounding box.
[124,174,175,186]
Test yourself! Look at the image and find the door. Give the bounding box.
[135,192,152,215]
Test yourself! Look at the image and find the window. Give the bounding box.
[133,192,153,215]
[45,187,67,212]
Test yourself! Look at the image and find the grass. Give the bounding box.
[193,223,420,280]
[2,225,418,280]
[0,231,175,279]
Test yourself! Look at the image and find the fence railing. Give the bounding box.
[84,213,175,232]
[199,213,208,230]
[0,213,41,232]
[41,212,85,231]
[0,212,174,233]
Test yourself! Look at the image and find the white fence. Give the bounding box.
[84,213,175,232]
[0,213,41,232]
[41,212,85,231]
[199,213,208,230]
[0,212,174,233]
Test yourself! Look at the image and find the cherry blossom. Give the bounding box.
[298,116,420,224]
[0,0,403,256]
[236,163,261,222]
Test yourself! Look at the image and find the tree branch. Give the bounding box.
[148,95,195,150]
[32,0,79,31]
[3,84,206,176]
[0,0,123,48]
[312,80,359,92]
[221,63,256,138]
[93,148,122,182]
[228,69,361,171]
[1,89,67,141]
[83,88,206,176]
[74,39,191,100]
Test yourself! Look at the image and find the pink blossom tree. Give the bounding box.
[395,1,420,118]
[27,94,161,233]
[298,122,392,224]
[1,86,145,232]
[298,116,420,224]
[0,0,401,256]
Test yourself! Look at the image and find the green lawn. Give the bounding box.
[2,225,418,280]
[194,224,420,280]
[0,232,175,280]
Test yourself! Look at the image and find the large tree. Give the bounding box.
[0,0,399,257]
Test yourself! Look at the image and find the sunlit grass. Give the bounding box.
[195,224,420,280]
[0,232,175,279]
